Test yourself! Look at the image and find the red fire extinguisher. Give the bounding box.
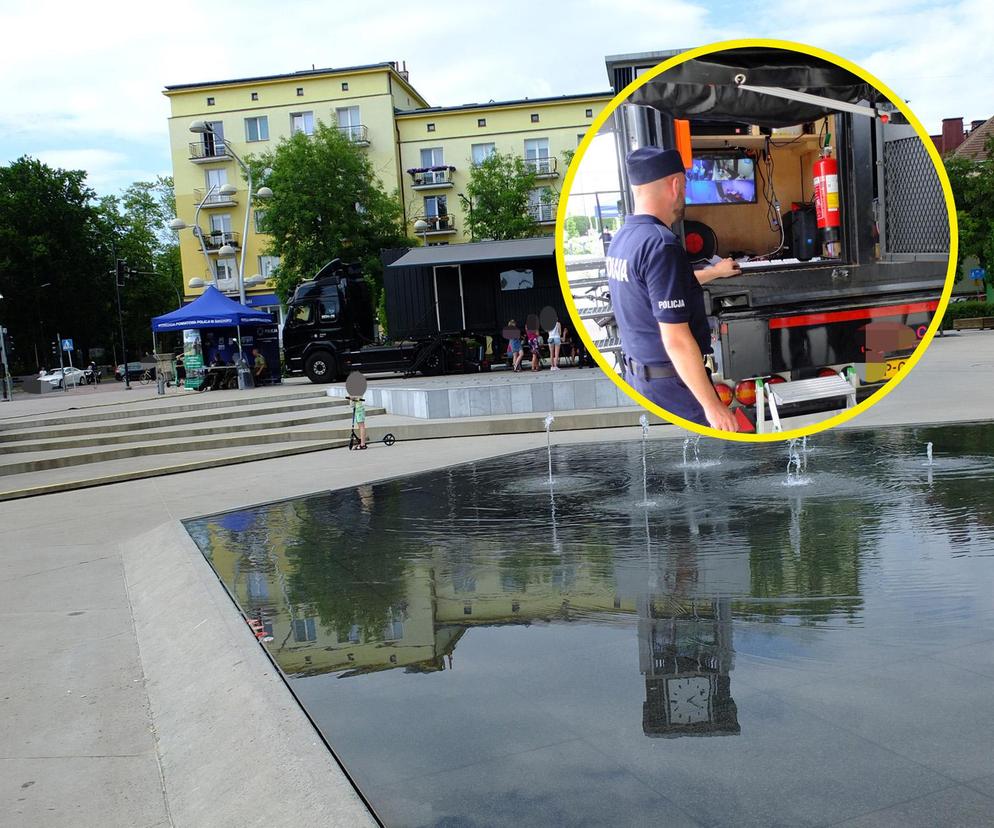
[813,147,841,249]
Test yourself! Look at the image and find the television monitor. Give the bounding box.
[685,154,756,205]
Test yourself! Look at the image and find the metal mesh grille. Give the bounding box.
[883,137,949,254]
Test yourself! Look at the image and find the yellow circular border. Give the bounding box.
[555,38,959,443]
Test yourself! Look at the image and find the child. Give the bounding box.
[349,395,367,449]
[526,327,541,372]
[507,320,524,372]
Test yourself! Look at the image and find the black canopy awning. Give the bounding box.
[628,48,880,128]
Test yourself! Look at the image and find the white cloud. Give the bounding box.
[1,0,993,196]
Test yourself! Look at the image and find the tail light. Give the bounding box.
[735,379,757,406]
[766,374,786,386]
[714,382,734,407]
[818,368,839,378]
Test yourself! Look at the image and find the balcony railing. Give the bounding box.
[194,188,237,207]
[201,230,241,251]
[528,201,558,224]
[189,141,232,162]
[524,156,558,177]
[337,124,369,145]
[415,215,456,234]
[409,166,455,188]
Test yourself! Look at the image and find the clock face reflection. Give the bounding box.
[667,676,712,724]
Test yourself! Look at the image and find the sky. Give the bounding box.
[2,0,992,196]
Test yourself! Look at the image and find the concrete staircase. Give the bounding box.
[0,388,376,500]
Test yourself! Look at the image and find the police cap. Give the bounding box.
[626,147,685,185]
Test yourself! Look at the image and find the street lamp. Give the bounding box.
[169,184,219,288]
[414,218,429,247]
[188,121,273,305]
[458,192,474,241]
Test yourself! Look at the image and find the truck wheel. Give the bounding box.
[418,348,444,376]
[304,351,336,384]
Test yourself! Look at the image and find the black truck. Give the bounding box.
[282,237,564,382]
[576,48,950,412]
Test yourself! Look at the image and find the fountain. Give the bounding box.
[544,414,555,488]
[784,438,809,487]
[682,434,702,467]
[926,441,934,466]
[639,415,650,506]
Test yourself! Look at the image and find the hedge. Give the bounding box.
[940,300,994,329]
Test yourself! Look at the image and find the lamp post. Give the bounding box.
[0,293,11,402]
[169,182,222,288]
[414,218,429,248]
[188,121,272,305]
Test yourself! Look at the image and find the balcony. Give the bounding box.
[408,166,456,190]
[524,156,559,178]
[528,200,558,224]
[201,230,241,251]
[414,215,457,236]
[337,124,370,146]
[189,141,233,164]
[194,188,237,208]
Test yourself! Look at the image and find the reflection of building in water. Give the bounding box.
[638,596,739,738]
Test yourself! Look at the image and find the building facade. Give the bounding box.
[164,62,612,306]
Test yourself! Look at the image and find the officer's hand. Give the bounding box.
[711,258,742,279]
[705,402,739,432]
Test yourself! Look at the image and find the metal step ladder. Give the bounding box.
[756,368,858,433]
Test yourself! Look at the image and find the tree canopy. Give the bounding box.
[246,124,411,318]
[463,152,543,241]
[945,135,994,298]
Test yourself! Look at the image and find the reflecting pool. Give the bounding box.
[186,423,994,828]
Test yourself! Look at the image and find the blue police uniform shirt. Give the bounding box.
[605,214,711,366]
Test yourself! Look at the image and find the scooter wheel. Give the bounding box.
[383,433,396,446]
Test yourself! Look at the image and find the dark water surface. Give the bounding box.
[186,424,994,828]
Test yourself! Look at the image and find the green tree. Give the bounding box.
[246,124,410,321]
[96,176,183,357]
[564,215,591,238]
[464,152,541,241]
[945,136,994,298]
[0,157,113,371]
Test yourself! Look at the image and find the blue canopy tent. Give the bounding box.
[151,286,272,331]
[151,286,275,388]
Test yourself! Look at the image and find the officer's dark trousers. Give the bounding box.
[625,371,709,427]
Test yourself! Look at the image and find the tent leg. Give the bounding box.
[236,324,247,390]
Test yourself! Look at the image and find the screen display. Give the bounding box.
[686,155,756,205]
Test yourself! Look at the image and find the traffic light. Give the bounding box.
[116,258,127,287]
[51,340,58,356]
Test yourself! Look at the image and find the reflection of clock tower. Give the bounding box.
[637,595,740,737]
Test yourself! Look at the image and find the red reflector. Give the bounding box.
[735,379,757,406]
[735,407,756,432]
[714,382,734,407]
[818,368,839,378]
[766,375,786,385]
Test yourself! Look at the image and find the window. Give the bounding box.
[209,213,232,235]
[258,255,280,277]
[214,259,236,286]
[318,294,339,322]
[245,115,269,142]
[341,81,349,91]
[524,137,551,174]
[463,604,473,615]
[296,87,304,96]
[530,113,539,123]
[427,122,435,132]
[291,111,314,135]
[528,188,555,222]
[290,303,312,324]
[205,167,227,193]
[477,118,486,127]
[420,147,444,167]
[471,143,495,165]
[247,572,268,599]
[292,617,317,643]
[348,625,361,643]
[254,210,267,233]
[585,108,593,118]
[251,92,259,101]
[336,106,362,141]
[201,121,225,157]
[424,195,448,230]
[206,97,215,106]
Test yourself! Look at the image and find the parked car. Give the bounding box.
[115,362,154,381]
[38,366,87,388]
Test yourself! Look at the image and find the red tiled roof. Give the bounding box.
[953,116,994,161]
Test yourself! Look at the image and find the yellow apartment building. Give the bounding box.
[395,93,612,243]
[164,61,429,314]
[164,61,611,310]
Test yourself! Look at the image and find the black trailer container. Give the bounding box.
[576,47,950,413]
[284,238,564,382]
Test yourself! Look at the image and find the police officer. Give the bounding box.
[606,147,741,431]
